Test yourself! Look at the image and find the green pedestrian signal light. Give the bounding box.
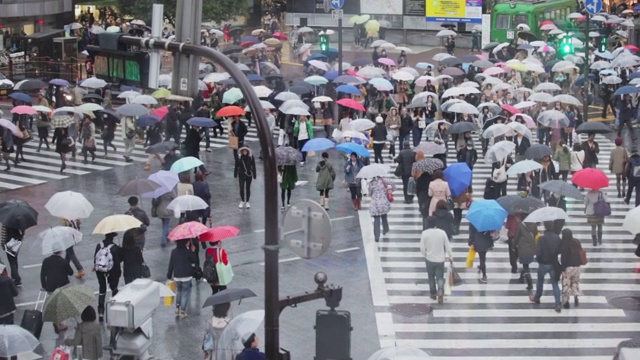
[599,37,607,52]
[319,34,329,52]
[558,35,574,58]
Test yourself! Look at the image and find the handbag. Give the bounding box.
[126,129,137,139]
[62,137,74,148]
[164,280,176,306]
[50,347,70,360]
[383,179,394,202]
[492,160,508,183]
[192,265,203,280]
[228,130,239,149]
[593,192,611,216]
[407,177,417,195]
[466,246,476,268]
[84,138,95,149]
[202,331,215,352]
[215,248,234,285]
[449,260,462,286]
[576,241,588,265]
[366,105,379,116]
[141,263,151,278]
[5,238,22,256]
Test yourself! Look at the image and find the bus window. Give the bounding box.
[496,14,510,29]
[514,14,528,27]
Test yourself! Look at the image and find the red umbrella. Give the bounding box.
[199,226,240,242]
[272,32,288,40]
[501,104,520,115]
[337,98,366,111]
[151,106,169,119]
[572,168,609,190]
[216,105,246,117]
[625,45,639,52]
[540,20,555,27]
[240,40,255,48]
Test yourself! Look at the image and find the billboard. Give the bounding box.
[361,0,403,15]
[426,0,483,23]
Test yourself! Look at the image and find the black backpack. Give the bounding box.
[202,255,218,284]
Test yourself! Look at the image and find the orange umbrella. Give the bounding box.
[216,105,246,117]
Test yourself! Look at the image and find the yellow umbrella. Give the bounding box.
[92,215,142,234]
[365,20,380,33]
[263,38,281,46]
[348,15,361,25]
[505,62,528,72]
[357,15,371,24]
[152,88,171,99]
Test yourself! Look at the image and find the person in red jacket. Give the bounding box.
[204,241,228,295]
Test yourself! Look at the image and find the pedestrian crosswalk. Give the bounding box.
[359,134,640,359]
[0,120,279,191]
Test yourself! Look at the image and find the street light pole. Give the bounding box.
[338,17,343,75]
[116,36,282,359]
[583,15,590,122]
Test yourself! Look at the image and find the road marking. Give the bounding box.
[22,263,42,269]
[335,246,359,253]
[258,256,301,266]
[254,229,265,233]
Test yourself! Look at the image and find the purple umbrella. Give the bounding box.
[442,67,465,76]
[49,78,70,87]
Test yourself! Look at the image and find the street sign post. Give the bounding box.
[331,10,343,20]
[585,0,602,15]
[330,0,344,10]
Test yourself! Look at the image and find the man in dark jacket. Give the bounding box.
[395,141,416,204]
[124,197,150,250]
[457,140,478,170]
[399,108,413,150]
[167,239,199,317]
[165,103,181,143]
[530,222,562,312]
[0,270,18,324]
[235,333,266,360]
[625,151,640,206]
[40,251,73,293]
[230,115,249,159]
[196,103,213,152]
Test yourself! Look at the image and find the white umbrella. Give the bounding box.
[304,75,328,85]
[76,103,104,114]
[312,96,333,102]
[331,62,352,71]
[379,42,396,50]
[398,67,420,78]
[567,12,582,19]
[590,60,612,70]
[356,164,391,179]
[477,102,502,114]
[535,82,562,92]
[348,119,375,132]
[370,40,388,48]
[448,102,479,114]
[209,29,224,37]
[395,46,414,54]
[483,123,511,139]
[118,90,141,99]
[274,92,300,101]
[357,66,386,79]
[81,77,107,89]
[623,206,640,234]
[459,81,480,88]
[514,101,536,110]
[529,92,554,103]
[32,105,52,113]
[106,26,121,33]
[69,22,83,30]
[45,191,94,219]
[537,110,570,128]
[516,23,531,31]
[432,53,453,62]
[167,195,209,218]
[484,67,507,76]
[484,141,516,164]
[492,42,510,54]
[441,99,465,112]
[283,107,311,116]
[442,87,466,98]
[93,215,142,234]
[39,226,83,255]
[553,94,582,107]
[594,50,614,60]
[158,74,172,87]
[506,159,543,176]
[507,122,533,139]
[340,131,369,141]
[425,120,451,138]
[524,206,568,223]
[216,310,265,360]
[540,24,557,31]
[482,76,503,87]
[298,26,314,33]
[253,85,273,98]
[530,41,547,47]
[551,60,575,72]
[279,99,308,113]
[415,75,437,87]
[435,74,453,82]
[616,30,628,38]
[203,72,231,83]
[612,56,639,68]
[492,83,514,93]
[132,95,158,105]
[436,29,457,37]
[308,60,330,71]
[244,100,276,111]
[89,25,105,34]
[298,43,312,54]
[591,15,607,22]
[131,19,146,26]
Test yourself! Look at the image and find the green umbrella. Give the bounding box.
[43,284,95,323]
[222,88,243,104]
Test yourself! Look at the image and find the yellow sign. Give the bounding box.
[426,0,483,23]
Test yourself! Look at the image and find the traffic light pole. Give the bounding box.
[338,18,343,74]
[115,36,282,360]
[583,15,590,122]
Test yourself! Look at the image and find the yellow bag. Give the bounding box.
[466,246,476,269]
[164,280,176,307]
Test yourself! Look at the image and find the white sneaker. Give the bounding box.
[300,161,305,167]
[239,201,245,208]
[245,202,251,209]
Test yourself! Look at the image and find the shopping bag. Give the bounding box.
[216,249,234,286]
[444,270,452,296]
[449,261,463,286]
[360,178,369,196]
[164,280,176,306]
[50,347,70,360]
[465,246,476,269]
[407,177,417,195]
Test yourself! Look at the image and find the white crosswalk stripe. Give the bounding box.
[359,134,640,358]
[0,120,283,191]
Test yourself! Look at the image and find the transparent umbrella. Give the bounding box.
[484,141,515,164]
[216,310,264,360]
[39,226,82,255]
[0,325,40,358]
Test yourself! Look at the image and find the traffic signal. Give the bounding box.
[599,37,607,52]
[319,34,329,52]
[558,35,574,58]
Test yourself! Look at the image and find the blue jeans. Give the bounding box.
[534,263,561,305]
[161,218,170,247]
[425,260,445,296]
[175,280,193,312]
[373,214,388,241]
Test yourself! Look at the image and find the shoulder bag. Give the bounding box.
[383,179,394,202]
[228,130,239,149]
[492,158,508,183]
[593,192,611,216]
[576,241,588,266]
[215,248,234,285]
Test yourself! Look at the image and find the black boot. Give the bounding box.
[525,273,533,290]
[518,270,525,284]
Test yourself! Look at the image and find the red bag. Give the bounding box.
[382,179,394,202]
[50,348,70,360]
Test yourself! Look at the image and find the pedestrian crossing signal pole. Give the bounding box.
[584,15,590,123]
[330,0,345,74]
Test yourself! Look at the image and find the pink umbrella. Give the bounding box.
[540,45,554,53]
[337,98,366,111]
[168,221,209,241]
[494,62,506,67]
[11,105,37,115]
[151,106,169,119]
[378,58,396,66]
[510,114,536,128]
[199,226,240,243]
[501,104,520,115]
[476,54,488,60]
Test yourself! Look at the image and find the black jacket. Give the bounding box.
[432,209,455,239]
[121,247,144,280]
[395,149,415,177]
[0,274,18,317]
[230,119,249,140]
[560,239,583,271]
[457,147,478,168]
[41,255,73,293]
[536,231,561,265]
[514,136,531,156]
[399,115,413,137]
[370,124,387,142]
[167,246,199,279]
[234,153,257,179]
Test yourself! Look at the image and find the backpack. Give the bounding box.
[95,243,114,272]
[202,254,219,284]
[629,156,640,178]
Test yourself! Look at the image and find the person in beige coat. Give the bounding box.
[64,306,103,360]
[609,137,628,198]
[428,169,451,216]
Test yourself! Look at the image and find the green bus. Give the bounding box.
[491,0,577,43]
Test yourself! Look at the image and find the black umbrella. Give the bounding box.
[518,31,538,42]
[98,109,120,124]
[265,74,283,80]
[222,45,243,55]
[575,121,612,134]
[82,93,103,102]
[441,57,462,67]
[517,44,534,51]
[524,144,553,160]
[461,55,480,63]
[146,141,178,154]
[14,79,47,91]
[202,288,257,308]
[483,42,500,51]
[0,200,38,231]
[352,58,372,67]
[441,23,456,29]
[289,85,311,95]
[538,180,584,200]
[448,121,479,134]
[497,195,545,215]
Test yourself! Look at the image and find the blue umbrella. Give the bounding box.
[8,92,33,103]
[187,117,218,127]
[336,84,361,95]
[136,115,159,127]
[352,58,372,67]
[573,73,597,87]
[50,78,70,87]
[241,35,260,44]
[630,72,640,80]
[301,138,335,152]
[324,71,339,81]
[336,142,370,158]
[307,53,328,61]
[466,199,508,232]
[443,162,472,197]
[333,75,364,85]
[247,74,265,82]
[170,156,204,173]
[416,62,434,69]
[614,86,640,96]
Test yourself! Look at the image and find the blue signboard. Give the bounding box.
[330,0,345,10]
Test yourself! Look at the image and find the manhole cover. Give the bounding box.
[609,296,640,311]
[389,303,432,317]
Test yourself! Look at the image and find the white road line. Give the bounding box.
[22,263,42,269]
[335,246,359,253]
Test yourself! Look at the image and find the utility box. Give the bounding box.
[106,279,159,329]
[314,310,352,360]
